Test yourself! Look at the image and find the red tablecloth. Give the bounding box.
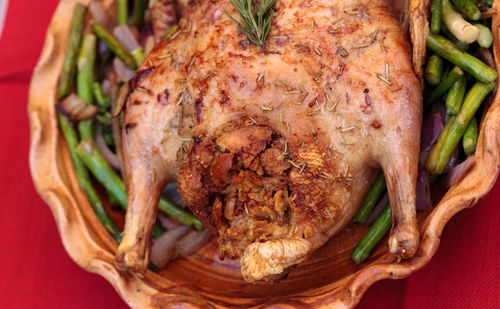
[0,0,498,308]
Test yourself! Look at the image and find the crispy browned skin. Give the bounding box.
[115,0,422,281]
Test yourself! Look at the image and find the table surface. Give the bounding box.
[0,0,498,308]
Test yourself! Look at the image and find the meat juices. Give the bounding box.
[115,0,422,281]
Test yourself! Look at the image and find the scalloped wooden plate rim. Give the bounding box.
[28,0,500,308]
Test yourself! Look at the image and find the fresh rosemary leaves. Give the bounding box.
[225,0,277,49]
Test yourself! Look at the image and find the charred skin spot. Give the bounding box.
[124,122,138,134]
[220,90,230,105]
[195,97,203,124]
[132,66,156,89]
[157,88,170,105]
[238,40,250,50]
[371,120,382,129]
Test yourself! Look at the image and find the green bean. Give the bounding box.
[76,139,165,238]
[353,172,386,224]
[425,81,494,174]
[92,82,111,111]
[463,116,478,155]
[57,4,86,99]
[91,23,137,69]
[424,66,464,109]
[351,205,391,265]
[77,34,97,141]
[132,0,147,26]
[446,75,466,116]
[425,54,445,86]
[159,198,204,230]
[431,0,442,34]
[451,0,481,21]
[75,139,203,232]
[117,0,129,25]
[427,34,497,83]
[58,114,122,241]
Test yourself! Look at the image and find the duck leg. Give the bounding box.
[381,150,420,259]
[114,90,183,274]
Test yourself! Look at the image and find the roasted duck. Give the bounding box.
[115,0,422,281]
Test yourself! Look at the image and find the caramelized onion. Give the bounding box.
[175,229,212,258]
[157,214,180,230]
[112,82,130,117]
[150,225,191,269]
[95,125,121,170]
[56,94,98,120]
[113,58,135,83]
[420,112,444,163]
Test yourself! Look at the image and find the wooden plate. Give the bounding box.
[28,0,500,307]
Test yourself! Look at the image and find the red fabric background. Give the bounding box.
[0,0,498,308]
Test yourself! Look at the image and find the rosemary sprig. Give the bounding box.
[225,0,277,49]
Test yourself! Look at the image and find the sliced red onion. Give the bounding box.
[113,25,141,53]
[366,193,390,225]
[113,58,136,83]
[89,1,111,28]
[101,79,112,96]
[97,39,109,56]
[420,112,444,163]
[175,229,212,258]
[56,94,98,120]
[443,146,460,173]
[441,155,475,189]
[162,183,188,208]
[150,225,191,269]
[430,99,447,122]
[95,125,121,171]
[139,25,154,46]
[103,71,119,104]
[476,47,495,69]
[416,165,432,210]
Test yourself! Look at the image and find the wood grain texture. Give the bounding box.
[28,0,500,308]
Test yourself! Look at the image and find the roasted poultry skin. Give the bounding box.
[115,0,422,281]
